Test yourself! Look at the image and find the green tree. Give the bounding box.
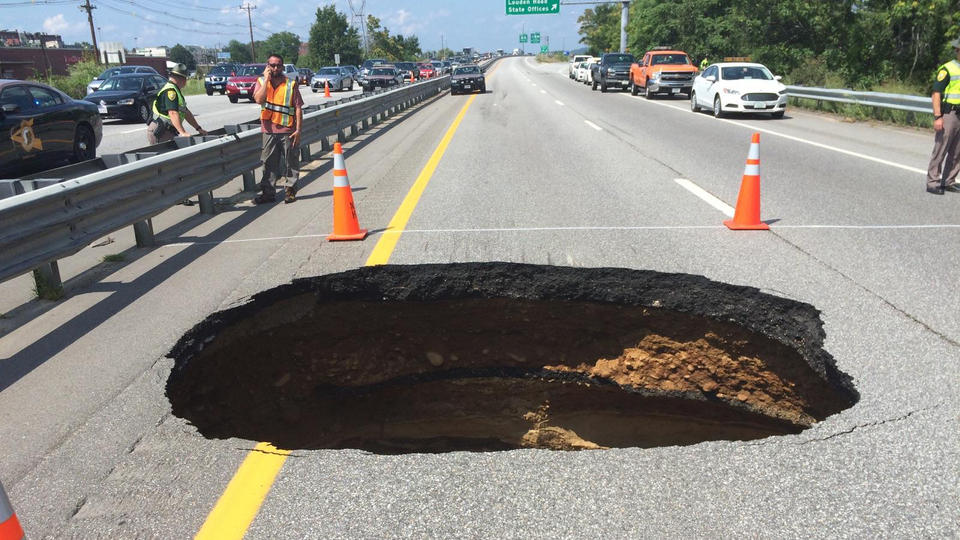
[577,4,621,55]
[366,15,422,61]
[306,6,363,67]
[227,39,252,63]
[258,31,301,64]
[168,43,197,71]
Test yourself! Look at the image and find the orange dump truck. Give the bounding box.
[629,48,699,98]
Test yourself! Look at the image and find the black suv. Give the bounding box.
[205,64,238,95]
[591,53,635,93]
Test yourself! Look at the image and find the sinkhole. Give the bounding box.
[166,263,858,453]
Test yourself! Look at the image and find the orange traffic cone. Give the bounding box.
[327,142,368,241]
[0,481,24,540]
[724,132,770,230]
[409,72,414,84]
[323,80,331,98]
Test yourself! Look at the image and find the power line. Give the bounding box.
[101,0,255,29]
[97,1,269,38]
[0,0,76,7]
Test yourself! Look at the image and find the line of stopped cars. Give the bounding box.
[569,48,788,118]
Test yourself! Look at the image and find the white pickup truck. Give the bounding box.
[568,54,592,79]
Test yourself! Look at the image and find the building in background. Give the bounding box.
[0,30,64,49]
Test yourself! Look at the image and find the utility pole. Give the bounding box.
[440,33,444,58]
[240,3,257,61]
[79,0,101,64]
[620,1,628,53]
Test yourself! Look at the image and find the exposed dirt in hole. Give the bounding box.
[167,263,858,453]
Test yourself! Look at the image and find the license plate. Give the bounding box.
[213,84,224,88]
[239,90,248,95]
[671,87,680,93]
[98,104,107,114]
[464,85,472,89]
[752,103,767,109]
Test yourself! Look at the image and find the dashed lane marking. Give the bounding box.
[584,120,602,131]
[674,178,734,217]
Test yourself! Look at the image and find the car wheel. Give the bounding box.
[228,95,238,103]
[591,79,597,91]
[480,85,486,93]
[312,88,318,93]
[219,90,226,95]
[713,96,724,118]
[645,84,654,100]
[771,110,785,119]
[138,102,151,123]
[600,81,607,93]
[71,125,96,163]
[630,81,639,96]
[690,91,701,112]
[206,89,213,96]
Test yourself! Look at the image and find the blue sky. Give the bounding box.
[5,0,588,54]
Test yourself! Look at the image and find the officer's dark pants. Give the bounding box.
[259,132,300,196]
[928,110,960,189]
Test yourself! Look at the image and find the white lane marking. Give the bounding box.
[162,222,960,246]
[540,90,547,94]
[584,120,603,131]
[121,127,145,134]
[674,179,735,217]
[621,94,926,174]
[555,100,565,106]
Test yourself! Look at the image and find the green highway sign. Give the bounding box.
[519,33,528,43]
[506,0,560,15]
[540,45,549,53]
[530,32,541,44]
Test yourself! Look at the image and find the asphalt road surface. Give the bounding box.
[0,56,957,537]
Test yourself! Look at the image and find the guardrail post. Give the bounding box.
[321,136,331,151]
[33,261,62,299]
[350,123,359,137]
[242,170,257,192]
[198,191,215,215]
[362,117,370,130]
[338,129,347,143]
[134,219,155,247]
[300,144,312,162]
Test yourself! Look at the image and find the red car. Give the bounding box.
[226,64,265,103]
[417,63,436,79]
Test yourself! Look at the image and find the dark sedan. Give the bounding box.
[361,66,403,92]
[395,62,420,81]
[0,80,102,178]
[84,73,168,123]
[450,64,485,95]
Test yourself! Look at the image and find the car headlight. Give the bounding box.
[722,88,740,95]
[117,98,135,105]
[778,89,787,95]
[650,72,661,82]
[205,77,211,82]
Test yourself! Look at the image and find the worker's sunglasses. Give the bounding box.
[268,63,282,68]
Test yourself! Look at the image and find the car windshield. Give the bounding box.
[396,63,414,69]
[370,68,395,75]
[98,77,144,91]
[362,60,385,68]
[318,68,340,75]
[721,65,774,80]
[97,68,125,80]
[651,54,691,65]
[239,66,263,76]
[455,66,480,75]
[605,54,634,64]
[210,66,232,75]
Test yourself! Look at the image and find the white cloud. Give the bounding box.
[391,9,411,26]
[43,14,70,34]
[286,20,295,27]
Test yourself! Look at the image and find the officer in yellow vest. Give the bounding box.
[252,53,303,204]
[146,63,206,144]
[927,38,960,194]
[700,57,709,71]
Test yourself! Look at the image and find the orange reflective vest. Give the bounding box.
[258,76,296,127]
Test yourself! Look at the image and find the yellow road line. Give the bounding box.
[194,442,290,540]
[367,60,502,265]
[195,61,500,539]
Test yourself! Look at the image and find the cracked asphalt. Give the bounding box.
[0,56,957,537]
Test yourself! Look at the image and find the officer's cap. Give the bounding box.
[169,63,189,78]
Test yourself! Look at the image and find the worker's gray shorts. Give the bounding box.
[260,132,299,192]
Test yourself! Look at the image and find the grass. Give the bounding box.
[536,52,569,63]
[181,79,206,96]
[102,253,126,263]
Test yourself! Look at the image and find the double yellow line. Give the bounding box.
[195,62,501,539]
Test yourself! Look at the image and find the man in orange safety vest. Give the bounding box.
[252,53,304,204]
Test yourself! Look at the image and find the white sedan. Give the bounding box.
[690,62,787,118]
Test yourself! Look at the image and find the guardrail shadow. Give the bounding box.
[0,84,449,392]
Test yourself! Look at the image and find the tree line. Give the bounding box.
[577,0,959,90]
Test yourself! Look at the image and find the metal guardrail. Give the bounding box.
[0,75,454,289]
[785,86,932,114]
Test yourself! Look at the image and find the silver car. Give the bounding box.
[311,67,354,92]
